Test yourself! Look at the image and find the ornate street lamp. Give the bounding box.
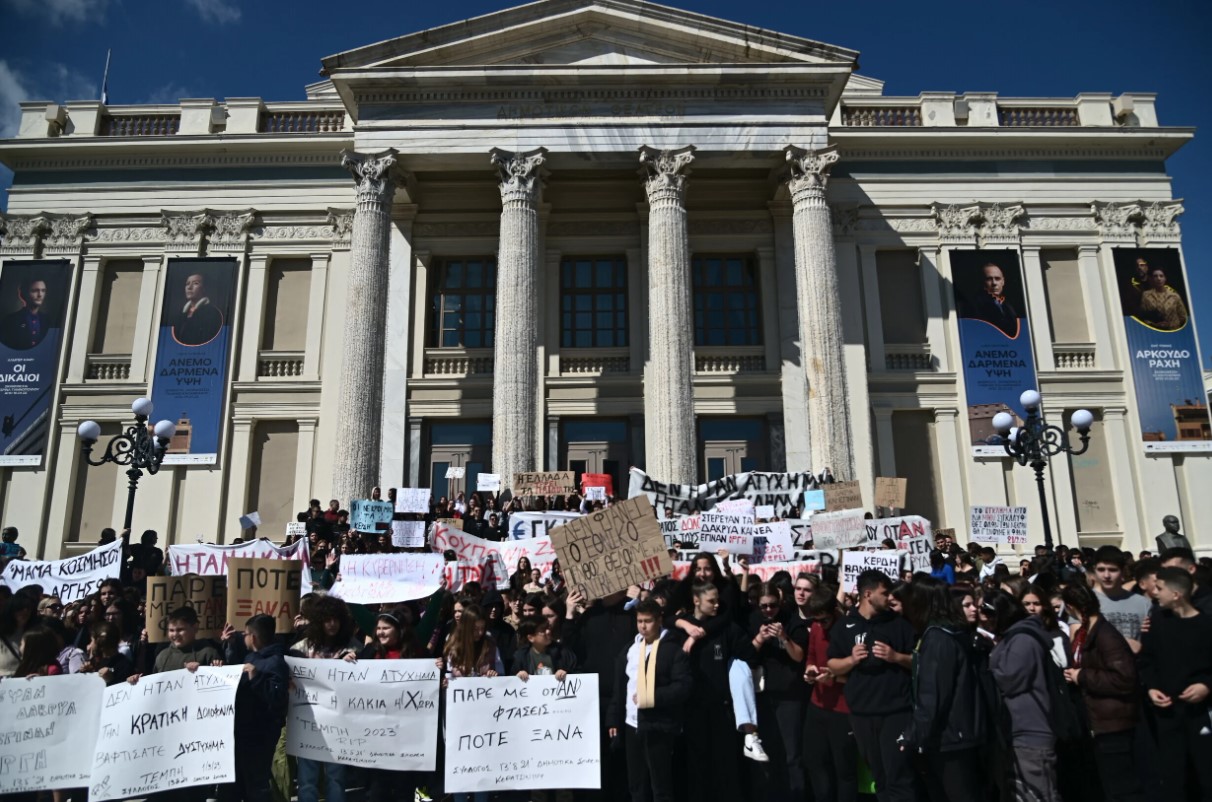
[76,397,177,541]
[991,389,1094,550]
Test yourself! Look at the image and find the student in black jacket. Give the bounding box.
[826,569,918,802]
[607,599,693,802]
[901,577,987,802]
[512,617,577,679]
[219,614,290,802]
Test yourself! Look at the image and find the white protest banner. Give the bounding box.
[970,506,1028,544]
[432,524,508,565]
[433,524,557,589]
[671,559,821,582]
[394,488,431,514]
[90,666,242,802]
[286,657,439,770]
[477,473,502,492]
[167,538,308,576]
[0,539,122,604]
[0,674,105,793]
[391,520,426,548]
[330,553,446,605]
[659,514,701,547]
[286,522,307,539]
[445,466,465,480]
[864,516,933,570]
[788,518,813,547]
[628,468,817,518]
[698,512,755,555]
[508,511,581,541]
[351,500,394,533]
[715,498,755,517]
[444,675,600,793]
[810,509,867,551]
[752,520,795,563]
[755,505,775,520]
[585,486,606,501]
[498,538,558,581]
[841,550,901,593]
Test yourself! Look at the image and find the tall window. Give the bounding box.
[560,257,628,348]
[430,258,497,348]
[692,255,761,346]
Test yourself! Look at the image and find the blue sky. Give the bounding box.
[1,0,1208,366]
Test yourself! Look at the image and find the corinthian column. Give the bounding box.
[639,145,697,485]
[784,145,855,479]
[333,149,398,503]
[490,147,546,492]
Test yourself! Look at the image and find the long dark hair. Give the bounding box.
[0,594,36,640]
[982,590,1027,637]
[15,627,60,676]
[303,595,355,651]
[902,576,967,634]
[371,608,422,659]
[676,551,724,613]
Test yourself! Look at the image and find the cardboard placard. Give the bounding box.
[394,488,431,514]
[146,574,227,644]
[445,466,465,479]
[225,557,302,633]
[874,477,908,509]
[549,496,670,599]
[810,508,867,550]
[513,470,577,496]
[823,481,863,512]
[437,517,464,531]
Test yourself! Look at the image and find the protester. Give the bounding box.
[1092,545,1152,652]
[749,582,808,800]
[15,626,63,677]
[357,609,427,802]
[80,621,134,685]
[802,589,859,802]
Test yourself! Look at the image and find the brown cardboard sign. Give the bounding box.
[512,470,577,496]
[549,496,671,600]
[823,481,863,512]
[874,477,908,509]
[437,518,464,531]
[226,557,302,634]
[146,574,227,644]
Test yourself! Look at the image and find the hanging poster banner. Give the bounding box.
[167,538,308,576]
[970,506,1028,545]
[0,673,105,793]
[89,666,242,801]
[0,259,72,466]
[285,657,440,770]
[1112,249,1211,452]
[951,250,1040,457]
[0,539,122,603]
[629,468,818,517]
[149,258,237,465]
[444,675,601,793]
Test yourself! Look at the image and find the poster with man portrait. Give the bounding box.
[150,258,237,465]
[0,259,72,466]
[951,250,1040,457]
[1113,249,1210,452]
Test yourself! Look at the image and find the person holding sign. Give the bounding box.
[151,606,223,674]
[607,598,693,802]
[750,584,809,800]
[220,614,290,802]
[513,617,576,681]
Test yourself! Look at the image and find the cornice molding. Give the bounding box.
[355,85,830,106]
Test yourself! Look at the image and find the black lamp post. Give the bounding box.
[76,397,177,547]
[992,389,1094,550]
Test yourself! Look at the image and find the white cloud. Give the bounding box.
[2,0,109,25]
[141,81,195,105]
[184,0,240,24]
[0,59,98,137]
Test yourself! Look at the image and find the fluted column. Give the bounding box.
[639,145,697,484]
[333,149,398,503]
[785,145,855,479]
[490,147,546,493]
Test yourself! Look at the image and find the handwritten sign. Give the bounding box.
[444,675,600,792]
[823,481,863,512]
[329,553,446,605]
[508,511,581,541]
[970,506,1028,544]
[672,559,821,582]
[0,539,122,604]
[166,538,308,577]
[581,472,614,497]
[477,474,501,492]
[226,557,302,633]
[89,667,242,801]
[286,522,307,539]
[394,488,431,514]
[549,496,670,599]
[863,515,933,571]
[285,657,440,770]
[351,500,394,533]
[788,518,813,547]
[628,468,816,517]
[755,505,775,520]
[659,514,701,547]
[585,486,606,501]
[698,512,755,555]
[810,509,867,550]
[752,521,795,563]
[513,471,576,496]
[146,575,226,644]
[438,518,464,531]
[841,550,902,593]
[802,489,826,511]
[445,466,465,479]
[0,674,105,793]
[874,477,908,509]
[391,520,426,549]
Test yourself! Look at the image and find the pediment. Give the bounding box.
[321,0,860,72]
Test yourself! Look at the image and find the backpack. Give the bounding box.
[1004,626,1087,744]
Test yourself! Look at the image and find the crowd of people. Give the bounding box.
[2,492,1212,802]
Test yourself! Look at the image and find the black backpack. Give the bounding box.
[1004,626,1088,744]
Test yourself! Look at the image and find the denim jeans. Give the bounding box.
[296,757,346,802]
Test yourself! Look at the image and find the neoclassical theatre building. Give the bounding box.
[0,0,1208,559]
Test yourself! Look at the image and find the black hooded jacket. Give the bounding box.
[903,625,988,753]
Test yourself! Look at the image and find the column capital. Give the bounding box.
[341,149,399,208]
[491,146,547,205]
[783,144,838,202]
[638,145,695,203]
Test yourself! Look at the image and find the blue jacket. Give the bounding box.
[237,641,289,734]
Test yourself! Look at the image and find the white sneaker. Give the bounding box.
[743,732,770,762]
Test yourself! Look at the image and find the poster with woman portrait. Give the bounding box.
[1113,249,1210,451]
[150,258,237,465]
[0,259,72,465]
[951,250,1040,457]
